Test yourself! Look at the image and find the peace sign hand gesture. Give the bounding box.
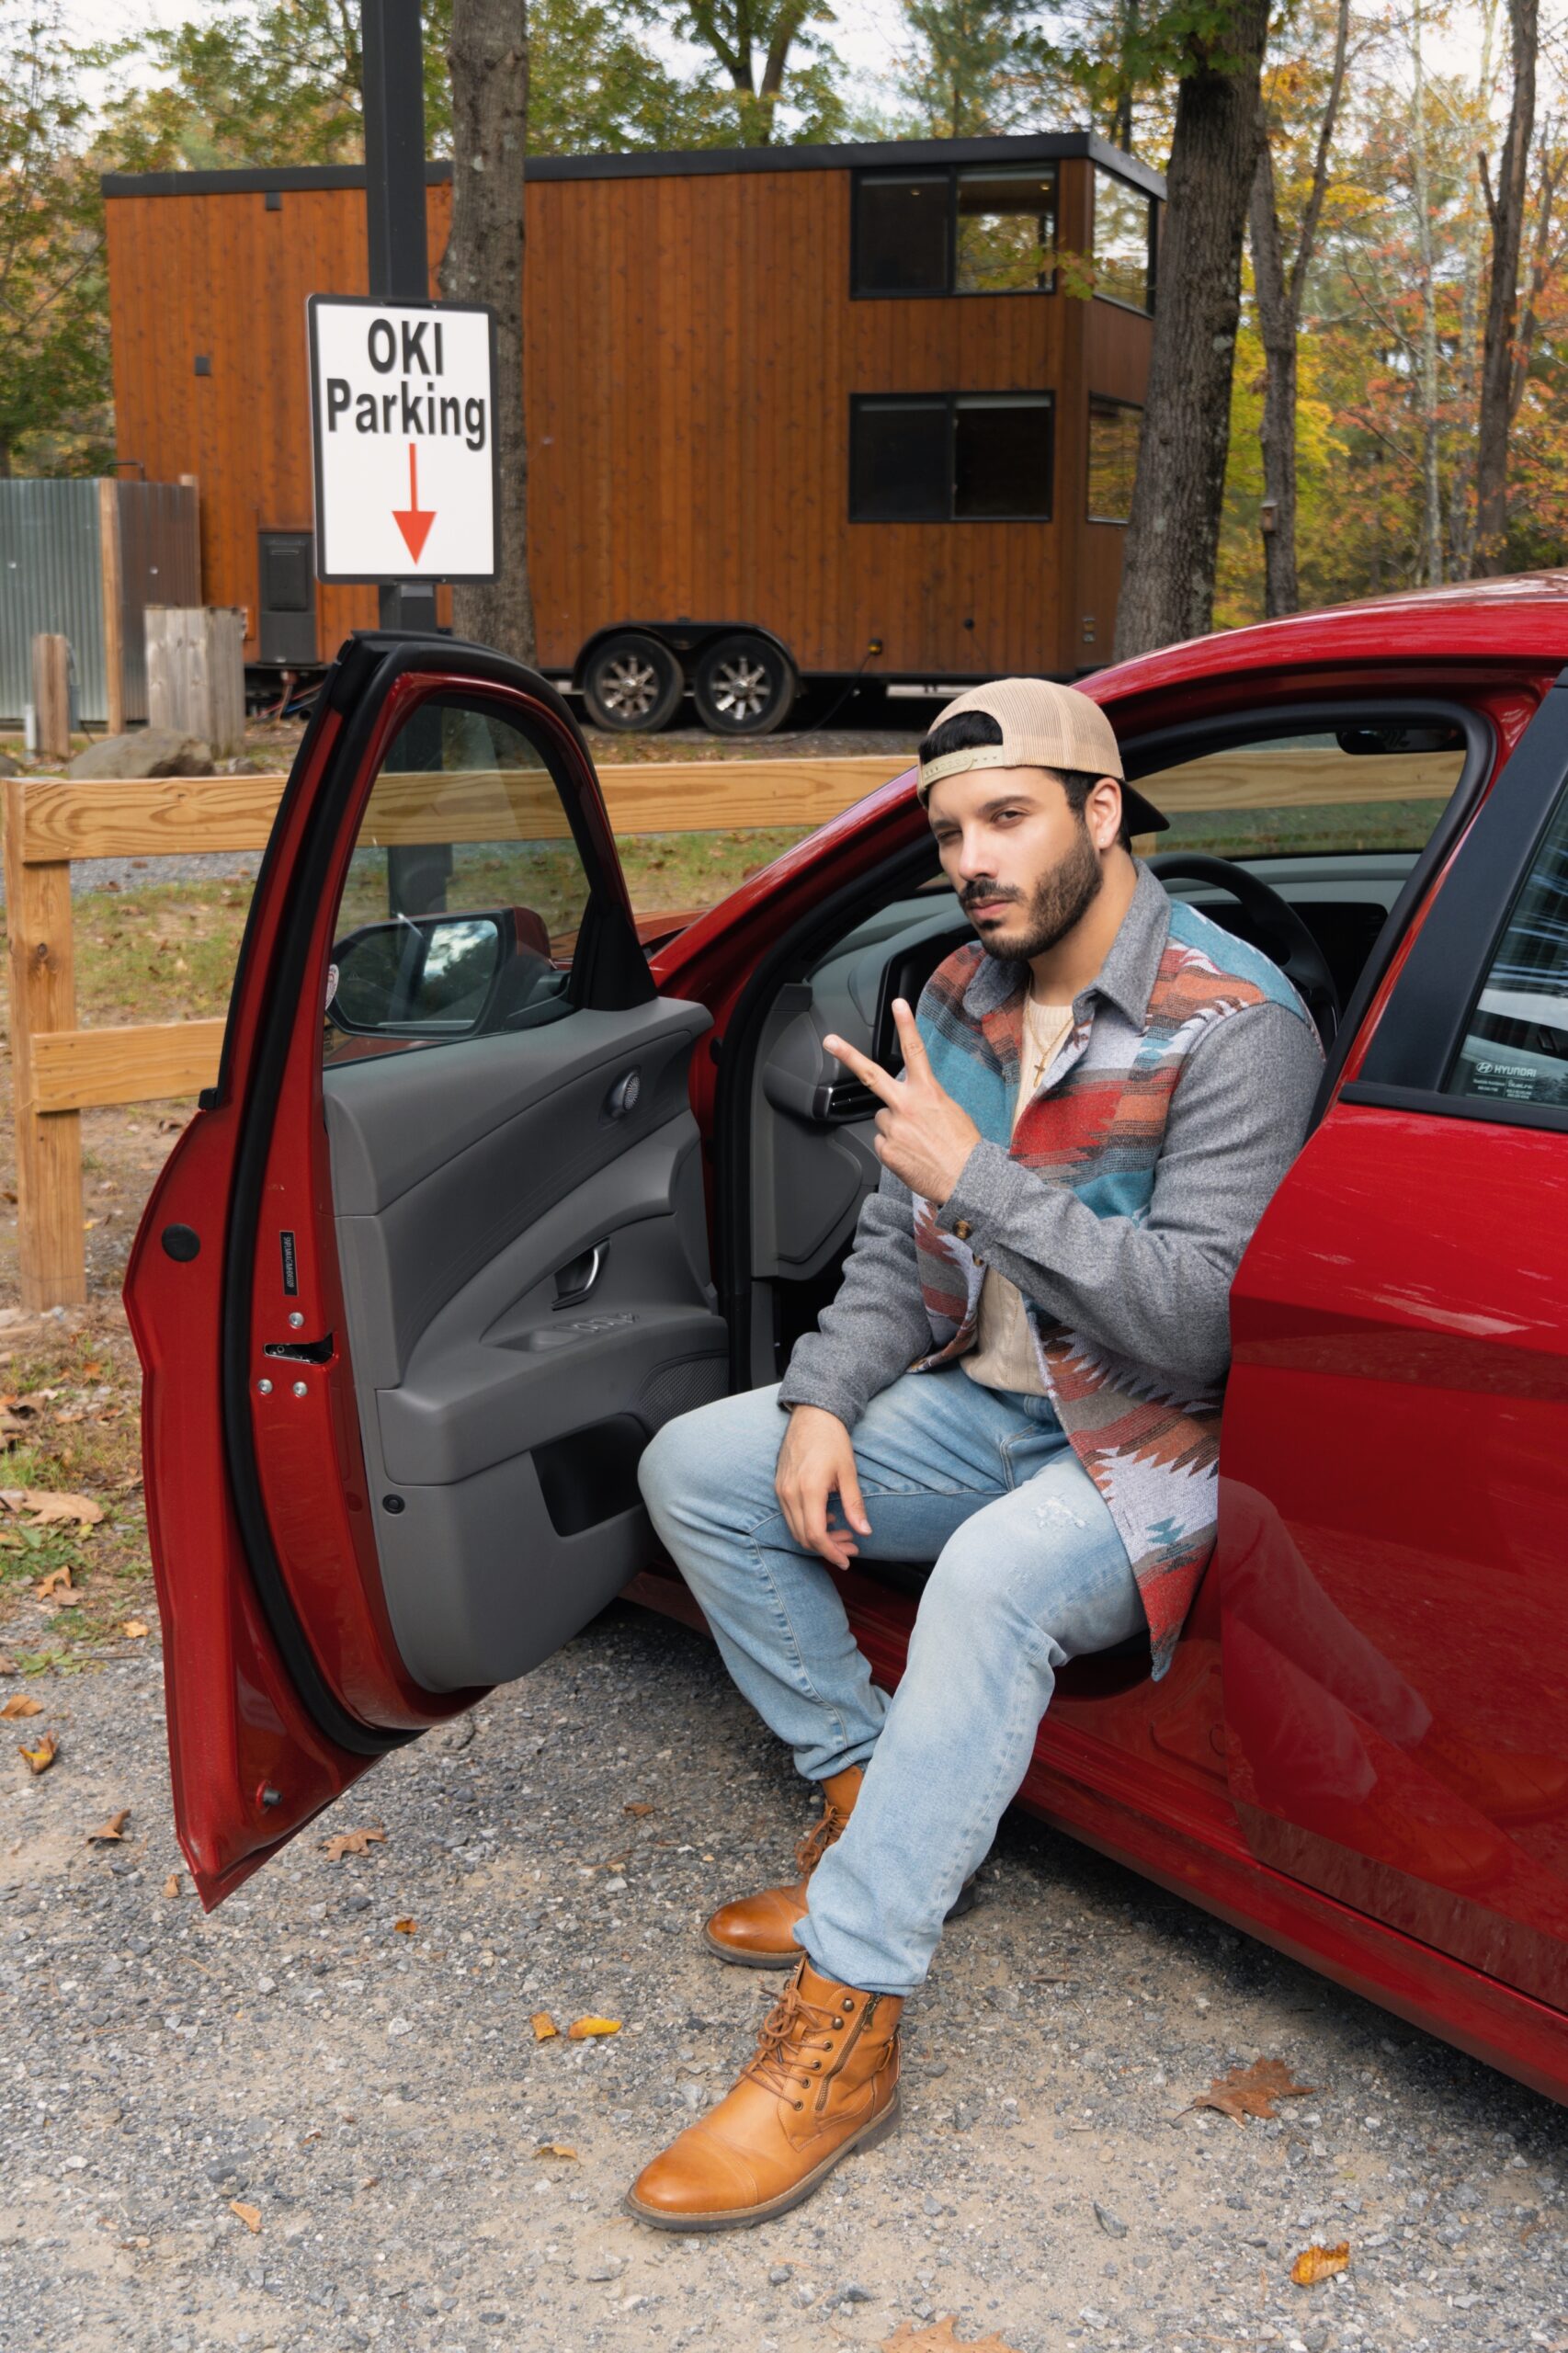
[824,998,982,1207]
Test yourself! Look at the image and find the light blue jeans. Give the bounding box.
[637,1368,1145,1995]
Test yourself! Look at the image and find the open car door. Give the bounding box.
[126,635,728,1906]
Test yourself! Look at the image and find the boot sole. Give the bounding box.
[622,2090,902,2233]
[703,1874,980,1971]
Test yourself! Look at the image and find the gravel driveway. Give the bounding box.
[3,1601,1565,2353]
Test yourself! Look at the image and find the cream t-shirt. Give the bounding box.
[960,993,1075,1396]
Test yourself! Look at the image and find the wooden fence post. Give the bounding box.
[32,635,72,767]
[147,606,244,756]
[2,780,85,1310]
[97,478,126,738]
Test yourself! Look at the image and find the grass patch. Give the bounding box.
[1153,798,1445,858]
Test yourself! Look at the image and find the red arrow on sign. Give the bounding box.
[392,443,436,563]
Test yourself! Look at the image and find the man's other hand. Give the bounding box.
[776,1405,871,1571]
[824,999,981,1206]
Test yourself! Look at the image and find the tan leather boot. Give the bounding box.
[624,1958,902,2231]
[703,1764,863,1967]
[704,1762,981,1968]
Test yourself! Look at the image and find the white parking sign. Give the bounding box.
[307,294,498,583]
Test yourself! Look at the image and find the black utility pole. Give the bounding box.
[361,0,436,635]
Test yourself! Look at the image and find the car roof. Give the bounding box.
[1086,570,1568,707]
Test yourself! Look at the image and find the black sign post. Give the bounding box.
[360,0,436,636]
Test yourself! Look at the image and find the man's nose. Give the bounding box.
[954,832,994,881]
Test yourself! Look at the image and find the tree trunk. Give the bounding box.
[442,0,537,662]
[1474,0,1539,574]
[1249,140,1299,619]
[1249,0,1348,618]
[1113,0,1270,660]
[1410,0,1444,588]
[1448,0,1499,574]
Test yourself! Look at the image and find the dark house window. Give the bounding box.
[849,393,1054,522]
[1086,397,1142,522]
[1093,167,1155,312]
[854,164,1059,297]
[854,173,950,294]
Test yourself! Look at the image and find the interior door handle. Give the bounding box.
[552,1243,605,1308]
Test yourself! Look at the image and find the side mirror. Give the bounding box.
[326,913,505,1038]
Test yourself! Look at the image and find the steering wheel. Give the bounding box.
[1146,852,1341,1050]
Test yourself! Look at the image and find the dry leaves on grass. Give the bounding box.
[533,2142,578,2160]
[87,1808,131,1843]
[322,1826,386,1861]
[883,2320,1024,2352]
[1191,2056,1315,2124]
[17,1732,58,1774]
[119,1620,149,1641]
[567,2016,621,2040]
[228,2200,262,2234]
[3,1488,105,1529]
[1,1694,43,1719]
[530,2011,560,2042]
[1291,2243,1351,2286]
[34,1567,75,1601]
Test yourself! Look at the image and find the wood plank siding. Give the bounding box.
[104,144,1155,683]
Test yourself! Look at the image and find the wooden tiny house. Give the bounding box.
[103,133,1162,733]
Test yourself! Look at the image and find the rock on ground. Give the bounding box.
[65,730,214,780]
[2,1604,1565,2353]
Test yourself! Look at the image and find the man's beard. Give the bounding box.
[960,821,1103,961]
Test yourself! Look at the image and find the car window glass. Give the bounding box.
[1131,724,1469,860]
[324,695,591,1067]
[1446,786,1568,1110]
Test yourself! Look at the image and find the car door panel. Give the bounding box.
[324,998,726,1691]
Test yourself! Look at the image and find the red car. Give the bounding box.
[126,578,1568,2105]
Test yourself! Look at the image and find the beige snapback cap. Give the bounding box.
[917,676,1168,835]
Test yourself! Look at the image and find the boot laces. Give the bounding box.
[794,1797,849,1876]
[744,1978,841,2099]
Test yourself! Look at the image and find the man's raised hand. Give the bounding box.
[823,998,981,1205]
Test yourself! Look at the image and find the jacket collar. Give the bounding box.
[960,858,1172,1032]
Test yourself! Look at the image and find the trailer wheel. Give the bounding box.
[581,631,685,732]
[691,633,797,735]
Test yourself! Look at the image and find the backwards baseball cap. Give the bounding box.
[916,676,1168,836]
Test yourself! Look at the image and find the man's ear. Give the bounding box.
[1085,775,1125,853]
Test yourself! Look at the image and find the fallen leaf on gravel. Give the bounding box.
[0,1654,16,1676]
[3,1488,104,1529]
[1290,2242,1350,2286]
[567,2016,621,2040]
[0,1695,43,1718]
[1192,2056,1314,2123]
[35,1566,75,1600]
[323,1826,386,1860]
[17,1732,58,1773]
[392,1917,417,1934]
[87,1809,131,1843]
[81,1361,103,1378]
[533,2142,578,2160]
[162,1874,182,1899]
[120,1620,149,1640]
[883,2320,1024,2351]
[530,2011,560,2041]
[228,2200,262,2234]
[623,1801,654,1816]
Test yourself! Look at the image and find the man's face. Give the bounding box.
[926,765,1119,961]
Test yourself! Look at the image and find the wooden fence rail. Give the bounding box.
[4,741,1460,1311]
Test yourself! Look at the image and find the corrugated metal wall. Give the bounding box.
[118,482,201,723]
[0,478,201,729]
[0,480,105,726]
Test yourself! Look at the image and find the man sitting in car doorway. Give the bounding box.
[625,677,1324,2231]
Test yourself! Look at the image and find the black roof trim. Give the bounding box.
[101,130,1165,202]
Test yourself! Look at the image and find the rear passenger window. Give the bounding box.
[1448,789,1568,1108]
[324,695,591,1067]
